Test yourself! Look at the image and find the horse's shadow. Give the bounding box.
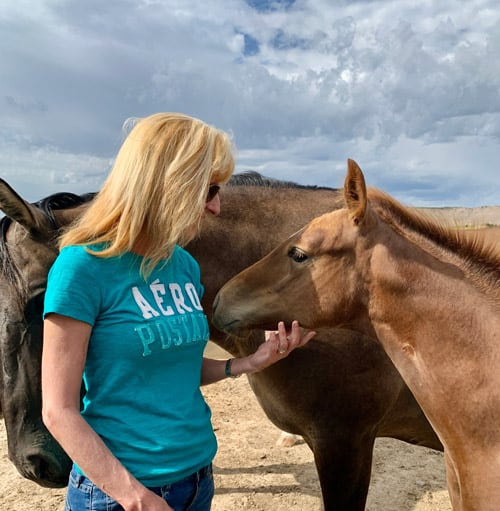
[213,460,319,498]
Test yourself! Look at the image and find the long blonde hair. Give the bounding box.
[60,112,235,276]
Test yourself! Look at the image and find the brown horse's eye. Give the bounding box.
[288,247,308,263]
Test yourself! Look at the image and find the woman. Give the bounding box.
[41,112,316,511]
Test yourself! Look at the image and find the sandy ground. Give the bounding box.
[1,353,451,511]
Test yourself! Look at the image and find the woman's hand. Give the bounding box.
[246,320,316,373]
[125,490,174,511]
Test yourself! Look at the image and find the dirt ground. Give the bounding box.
[0,351,451,511]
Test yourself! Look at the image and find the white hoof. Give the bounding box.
[276,431,302,447]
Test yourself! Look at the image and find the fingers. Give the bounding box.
[264,324,289,355]
[299,329,317,346]
[273,320,316,356]
[277,321,288,354]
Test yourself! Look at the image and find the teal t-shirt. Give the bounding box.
[43,244,217,486]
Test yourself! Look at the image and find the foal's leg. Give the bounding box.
[444,450,461,511]
[309,429,376,511]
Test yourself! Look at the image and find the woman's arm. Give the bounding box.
[201,320,316,385]
[42,314,172,511]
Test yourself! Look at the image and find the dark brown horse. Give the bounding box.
[0,173,441,509]
[0,185,94,487]
[213,161,500,510]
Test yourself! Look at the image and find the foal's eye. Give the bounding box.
[288,247,308,263]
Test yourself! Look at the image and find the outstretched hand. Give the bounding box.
[249,320,316,372]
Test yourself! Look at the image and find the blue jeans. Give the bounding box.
[64,464,214,511]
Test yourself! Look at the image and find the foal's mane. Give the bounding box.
[368,188,500,289]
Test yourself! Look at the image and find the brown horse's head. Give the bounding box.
[0,180,93,487]
[212,159,373,335]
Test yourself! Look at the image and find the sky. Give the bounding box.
[1,0,500,207]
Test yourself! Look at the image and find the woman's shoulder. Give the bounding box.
[58,244,89,260]
[59,244,97,261]
[56,244,111,271]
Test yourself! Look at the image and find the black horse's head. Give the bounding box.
[0,179,94,487]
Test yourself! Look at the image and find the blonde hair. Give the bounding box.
[60,112,235,277]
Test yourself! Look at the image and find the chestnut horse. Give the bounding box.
[213,161,500,510]
[0,173,442,509]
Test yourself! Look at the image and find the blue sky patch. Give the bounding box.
[245,0,295,12]
[242,32,260,56]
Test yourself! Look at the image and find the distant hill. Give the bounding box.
[418,206,500,227]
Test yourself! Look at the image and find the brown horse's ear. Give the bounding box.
[0,179,52,238]
[343,159,367,225]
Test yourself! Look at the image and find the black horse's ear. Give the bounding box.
[343,159,367,225]
[0,179,53,239]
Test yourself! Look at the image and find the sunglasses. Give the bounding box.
[206,184,220,203]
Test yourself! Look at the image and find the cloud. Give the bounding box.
[1,0,499,206]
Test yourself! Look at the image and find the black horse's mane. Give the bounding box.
[0,191,96,291]
[32,191,97,229]
[0,191,96,242]
[229,170,335,191]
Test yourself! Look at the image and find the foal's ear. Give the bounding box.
[0,179,52,239]
[343,159,367,225]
